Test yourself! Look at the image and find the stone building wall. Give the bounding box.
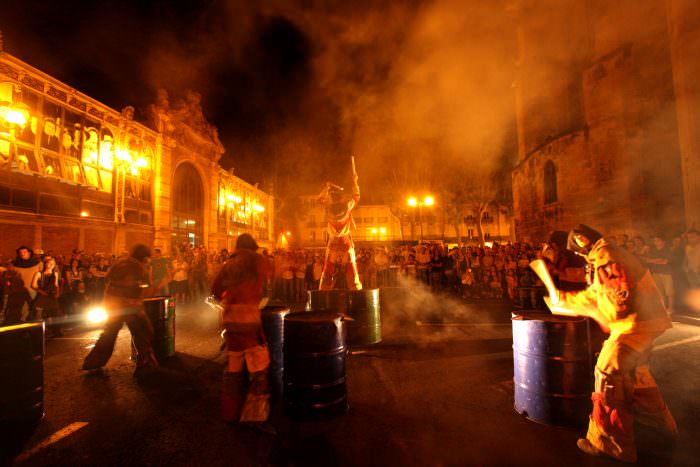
[512,0,687,241]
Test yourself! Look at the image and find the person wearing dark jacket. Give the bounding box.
[82,244,158,376]
[12,246,42,321]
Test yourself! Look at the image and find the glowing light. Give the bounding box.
[285,231,291,236]
[80,211,89,217]
[86,306,108,324]
[5,109,27,126]
[380,227,386,234]
[423,196,434,206]
[407,197,417,207]
[134,157,148,168]
[371,228,378,234]
[253,204,265,212]
[219,195,226,206]
[116,149,131,162]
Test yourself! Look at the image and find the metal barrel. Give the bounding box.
[512,312,593,427]
[283,311,348,419]
[306,289,348,314]
[142,297,176,363]
[347,289,382,347]
[261,305,291,399]
[0,322,44,427]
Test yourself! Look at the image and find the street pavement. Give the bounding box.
[3,297,700,466]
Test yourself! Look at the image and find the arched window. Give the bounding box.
[172,162,204,247]
[544,160,558,204]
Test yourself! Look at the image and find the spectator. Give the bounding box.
[88,256,110,302]
[63,258,84,315]
[171,254,190,304]
[644,235,674,313]
[12,246,42,320]
[3,260,30,325]
[31,257,62,336]
[191,247,209,301]
[685,229,700,288]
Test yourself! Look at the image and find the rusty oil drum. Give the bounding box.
[261,305,290,399]
[283,311,348,418]
[512,312,593,427]
[0,322,44,428]
[306,289,348,314]
[347,289,382,347]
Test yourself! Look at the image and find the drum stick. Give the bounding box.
[529,259,559,303]
[351,156,356,176]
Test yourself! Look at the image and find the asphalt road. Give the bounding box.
[3,297,700,466]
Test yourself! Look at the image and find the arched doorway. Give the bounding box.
[171,162,204,251]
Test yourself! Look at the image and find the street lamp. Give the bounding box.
[0,100,29,168]
[407,195,435,242]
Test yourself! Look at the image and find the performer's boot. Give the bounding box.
[222,371,246,422]
[240,370,271,423]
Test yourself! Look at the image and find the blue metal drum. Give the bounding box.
[512,312,593,427]
[261,305,290,400]
[284,311,348,419]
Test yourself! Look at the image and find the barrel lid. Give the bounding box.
[262,306,291,314]
[0,322,43,333]
[143,297,170,302]
[285,311,342,323]
[512,313,585,323]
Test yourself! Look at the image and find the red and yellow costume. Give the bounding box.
[211,244,272,423]
[318,177,362,290]
[557,237,677,462]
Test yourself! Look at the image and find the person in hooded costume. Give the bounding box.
[211,233,273,423]
[318,173,362,290]
[548,225,677,463]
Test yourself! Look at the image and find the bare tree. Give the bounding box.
[464,172,497,247]
[439,162,498,247]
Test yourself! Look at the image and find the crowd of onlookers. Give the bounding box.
[2,228,698,331]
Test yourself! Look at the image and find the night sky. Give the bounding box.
[1,0,516,203]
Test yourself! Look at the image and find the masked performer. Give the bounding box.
[318,174,362,290]
[211,234,272,423]
[547,225,677,463]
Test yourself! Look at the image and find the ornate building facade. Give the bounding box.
[511,0,699,241]
[0,50,273,258]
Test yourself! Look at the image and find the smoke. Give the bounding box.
[135,0,519,196]
[380,275,502,344]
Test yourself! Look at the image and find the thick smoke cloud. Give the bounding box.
[2,0,517,199]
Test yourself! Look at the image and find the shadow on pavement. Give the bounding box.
[0,420,41,464]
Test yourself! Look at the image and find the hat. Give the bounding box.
[236,233,259,251]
